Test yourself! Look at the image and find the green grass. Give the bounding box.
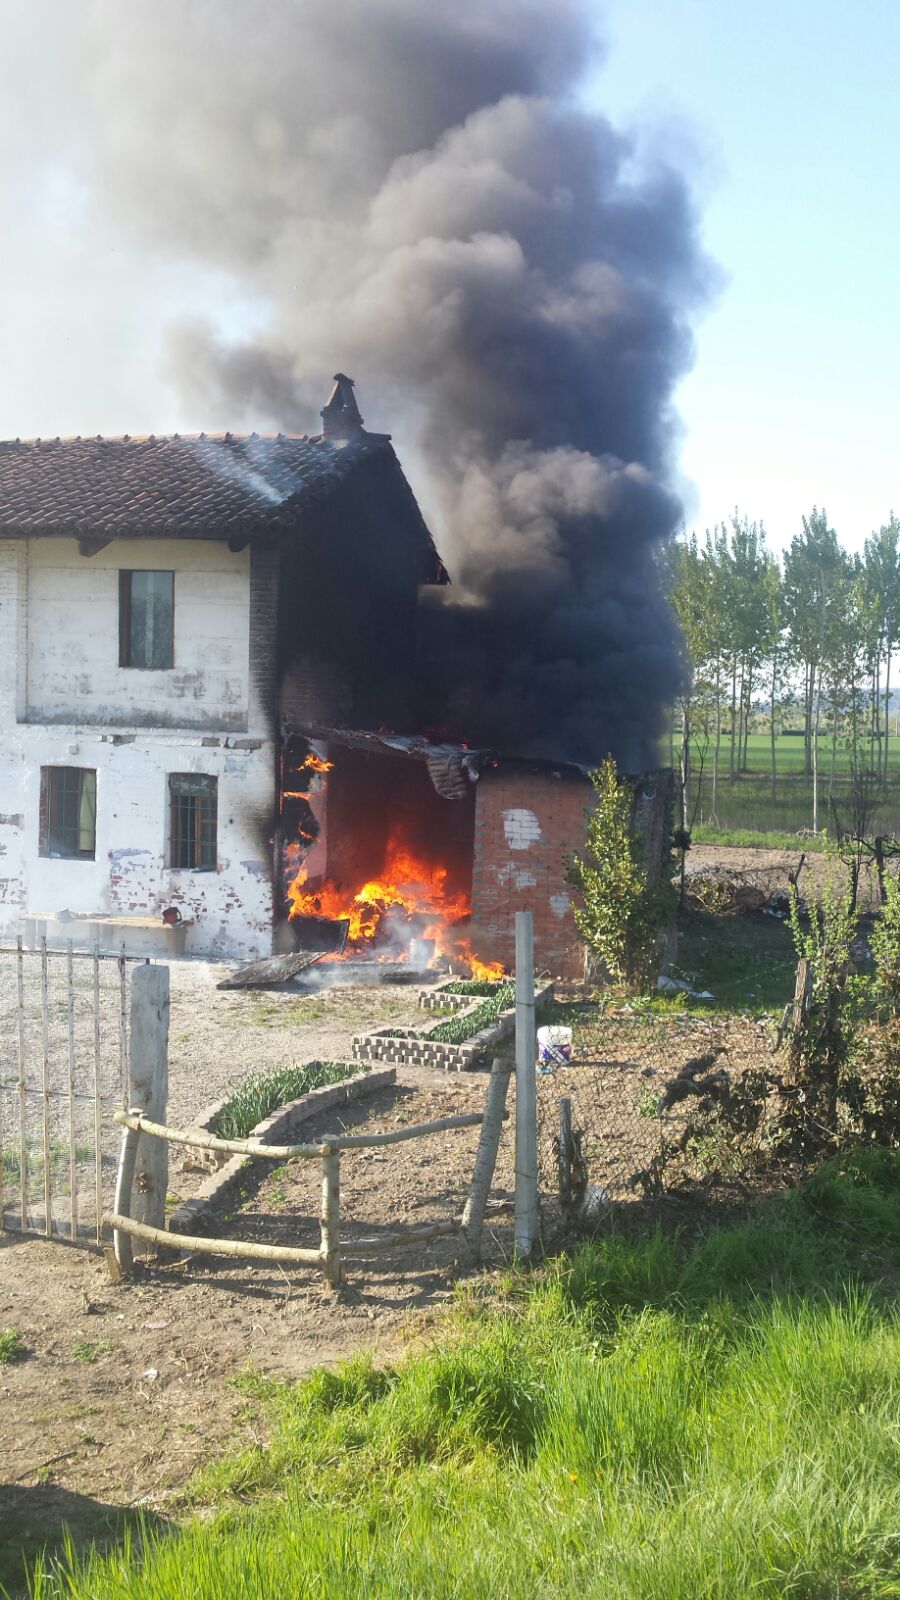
[0,1328,25,1365]
[691,823,828,851]
[210,1062,361,1142]
[23,1148,900,1600]
[71,1340,112,1364]
[674,905,797,1013]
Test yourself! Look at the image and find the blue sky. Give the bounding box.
[592,0,900,554]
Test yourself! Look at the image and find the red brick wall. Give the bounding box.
[469,768,592,978]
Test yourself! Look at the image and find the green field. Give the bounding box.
[673,730,900,837]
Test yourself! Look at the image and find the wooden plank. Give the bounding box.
[216,951,326,990]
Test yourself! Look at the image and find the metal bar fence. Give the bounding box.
[0,938,138,1244]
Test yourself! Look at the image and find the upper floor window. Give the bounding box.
[168,774,217,871]
[39,767,96,859]
[119,570,174,669]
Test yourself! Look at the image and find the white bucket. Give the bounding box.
[537,1025,573,1067]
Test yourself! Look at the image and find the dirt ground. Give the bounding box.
[0,842,810,1585]
[688,840,882,907]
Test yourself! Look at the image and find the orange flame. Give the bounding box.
[285,827,507,975]
[465,952,507,982]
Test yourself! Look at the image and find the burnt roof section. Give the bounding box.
[0,430,449,580]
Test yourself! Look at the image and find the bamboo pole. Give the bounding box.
[112,1108,485,1159]
[461,1058,512,1257]
[320,1145,342,1288]
[105,1212,323,1267]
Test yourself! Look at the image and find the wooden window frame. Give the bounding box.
[119,569,175,670]
[38,767,97,860]
[168,774,218,872]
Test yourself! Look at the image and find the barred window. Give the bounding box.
[168,774,217,870]
[39,768,97,859]
[119,570,174,669]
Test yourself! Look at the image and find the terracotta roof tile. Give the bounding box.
[0,431,376,538]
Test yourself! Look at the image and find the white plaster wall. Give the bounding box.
[1,728,274,959]
[25,538,251,730]
[0,536,276,959]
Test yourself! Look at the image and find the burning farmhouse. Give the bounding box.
[0,377,672,979]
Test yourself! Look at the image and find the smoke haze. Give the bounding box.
[0,1,712,765]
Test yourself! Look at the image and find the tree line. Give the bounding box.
[666,509,900,832]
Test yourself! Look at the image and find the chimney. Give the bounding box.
[321,372,364,441]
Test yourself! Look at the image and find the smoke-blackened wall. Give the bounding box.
[5,1,712,767]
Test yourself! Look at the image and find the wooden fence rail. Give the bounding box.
[106,1087,507,1289]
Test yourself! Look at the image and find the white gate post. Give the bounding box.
[514,911,539,1259]
[128,963,169,1248]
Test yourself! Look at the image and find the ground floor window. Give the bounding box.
[168,774,217,870]
[39,767,97,859]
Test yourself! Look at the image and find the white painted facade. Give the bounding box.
[0,536,276,959]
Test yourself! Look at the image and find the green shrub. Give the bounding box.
[569,756,675,993]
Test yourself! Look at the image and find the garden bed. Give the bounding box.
[352,978,554,1070]
[168,1063,390,1233]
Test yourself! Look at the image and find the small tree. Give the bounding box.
[870,872,900,1009]
[569,756,675,993]
[783,872,856,1143]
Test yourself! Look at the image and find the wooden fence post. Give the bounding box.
[462,1058,511,1257]
[558,1097,574,1212]
[128,963,169,1250]
[110,1116,141,1275]
[320,1145,342,1289]
[514,911,539,1259]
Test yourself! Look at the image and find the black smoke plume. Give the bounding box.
[9,1,712,766]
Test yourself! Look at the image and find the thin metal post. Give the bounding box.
[16,937,27,1230]
[514,911,538,1259]
[93,946,103,1245]
[117,948,128,1109]
[40,936,51,1237]
[320,1146,342,1288]
[66,942,78,1239]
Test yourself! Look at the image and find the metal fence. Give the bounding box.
[0,939,138,1244]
